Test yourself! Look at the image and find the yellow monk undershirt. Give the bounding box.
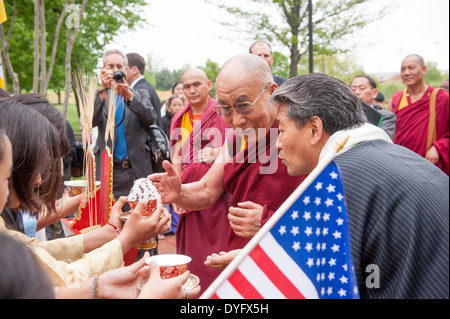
[397,87,433,111]
[180,112,193,145]
[180,112,204,145]
[398,89,409,111]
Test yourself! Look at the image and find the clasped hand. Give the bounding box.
[228,201,263,238]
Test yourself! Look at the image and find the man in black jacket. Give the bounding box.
[94,49,158,203]
[350,75,397,140]
[274,73,449,298]
[126,53,162,127]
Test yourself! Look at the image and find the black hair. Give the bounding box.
[172,81,183,94]
[351,74,378,89]
[271,73,366,135]
[0,99,62,213]
[126,52,146,75]
[0,129,6,162]
[9,93,70,158]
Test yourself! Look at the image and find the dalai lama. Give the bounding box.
[149,54,306,289]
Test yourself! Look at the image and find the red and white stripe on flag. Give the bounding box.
[212,232,319,299]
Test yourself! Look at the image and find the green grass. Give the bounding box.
[47,91,81,134]
[53,103,82,143]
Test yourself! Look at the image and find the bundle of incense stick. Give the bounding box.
[105,89,116,145]
[72,69,99,229]
[72,69,98,152]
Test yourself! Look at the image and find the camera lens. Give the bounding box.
[113,71,125,83]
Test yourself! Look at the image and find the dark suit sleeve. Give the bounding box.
[93,94,106,127]
[127,88,157,126]
[136,79,162,127]
[378,110,396,140]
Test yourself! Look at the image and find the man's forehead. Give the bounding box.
[182,78,204,86]
[216,85,253,103]
[105,53,124,63]
[217,74,256,96]
[183,69,209,83]
[275,103,287,119]
[401,57,422,67]
[251,42,271,54]
[351,77,370,86]
[182,74,209,86]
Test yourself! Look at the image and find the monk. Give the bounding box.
[169,68,230,295]
[149,54,306,275]
[391,54,449,175]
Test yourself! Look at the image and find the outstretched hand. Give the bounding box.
[204,249,241,271]
[147,160,182,204]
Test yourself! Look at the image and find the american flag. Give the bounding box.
[206,161,359,299]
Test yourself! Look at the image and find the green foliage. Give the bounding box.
[273,51,366,84]
[2,0,147,93]
[199,59,220,98]
[378,81,404,101]
[272,51,290,78]
[155,68,177,91]
[207,0,389,77]
[146,56,220,98]
[425,61,447,85]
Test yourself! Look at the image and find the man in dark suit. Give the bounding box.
[93,49,158,204]
[350,75,397,140]
[126,53,162,127]
[274,73,449,299]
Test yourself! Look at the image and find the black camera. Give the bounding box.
[113,70,126,83]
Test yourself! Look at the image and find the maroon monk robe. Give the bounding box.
[170,96,230,296]
[223,121,306,251]
[392,86,449,175]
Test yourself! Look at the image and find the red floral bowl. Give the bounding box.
[64,180,100,197]
[145,254,192,279]
[128,199,158,217]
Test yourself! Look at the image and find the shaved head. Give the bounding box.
[403,54,425,67]
[182,68,212,109]
[182,68,209,82]
[217,53,273,88]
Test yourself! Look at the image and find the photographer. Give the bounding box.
[93,49,158,218]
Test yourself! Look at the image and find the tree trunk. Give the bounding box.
[63,0,87,118]
[43,0,69,94]
[32,0,40,93]
[288,1,302,78]
[63,38,72,118]
[0,25,19,94]
[39,0,46,95]
[289,44,301,78]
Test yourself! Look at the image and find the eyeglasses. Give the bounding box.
[214,83,271,117]
[170,95,184,99]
